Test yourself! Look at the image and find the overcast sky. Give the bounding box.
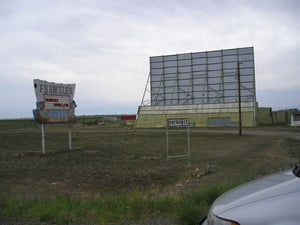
[0,0,299,118]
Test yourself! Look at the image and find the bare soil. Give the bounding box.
[1,126,300,197]
[1,121,300,225]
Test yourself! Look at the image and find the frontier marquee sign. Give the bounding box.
[33,79,77,123]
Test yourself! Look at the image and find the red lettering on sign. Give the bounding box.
[45,98,59,102]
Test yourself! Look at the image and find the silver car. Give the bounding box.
[200,165,300,225]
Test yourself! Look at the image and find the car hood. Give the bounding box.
[212,170,300,215]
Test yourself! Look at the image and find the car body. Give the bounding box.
[200,166,300,225]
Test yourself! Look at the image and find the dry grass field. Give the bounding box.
[1,118,300,224]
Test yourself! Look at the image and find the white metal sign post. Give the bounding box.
[68,124,72,150]
[41,123,46,154]
[33,79,77,154]
[166,118,190,167]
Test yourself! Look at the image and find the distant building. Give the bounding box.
[257,108,300,126]
[291,110,300,127]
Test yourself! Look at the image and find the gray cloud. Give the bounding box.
[0,0,299,118]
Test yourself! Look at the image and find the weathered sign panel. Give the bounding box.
[33,79,77,123]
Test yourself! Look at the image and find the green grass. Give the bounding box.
[0,118,300,224]
[1,185,231,225]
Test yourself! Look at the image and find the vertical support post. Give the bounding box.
[166,125,169,161]
[187,125,190,167]
[68,124,72,150]
[41,123,45,154]
[237,62,242,136]
[141,73,150,106]
[253,95,257,127]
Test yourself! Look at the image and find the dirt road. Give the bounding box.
[192,128,300,140]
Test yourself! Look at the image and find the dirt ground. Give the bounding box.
[1,125,300,225]
[195,128,300,140]
[1,127,299,197]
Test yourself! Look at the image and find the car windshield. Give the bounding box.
[293,165,300,178]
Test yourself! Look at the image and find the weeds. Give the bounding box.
[0,185,230,225]
[1,119,300,224]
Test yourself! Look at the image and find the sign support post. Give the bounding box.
[41,123,46,154]
[33,79,77,154]
[166,125,169,161]
[166,118,190,167]
[68,124,72,150]
[187,125,190,167]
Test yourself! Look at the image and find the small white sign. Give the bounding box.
[44,95,71,110]
[168,118,189,127]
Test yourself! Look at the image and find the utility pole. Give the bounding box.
[237,62,242,136]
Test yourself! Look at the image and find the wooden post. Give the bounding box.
[237,62,242,136]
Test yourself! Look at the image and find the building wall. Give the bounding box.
[257,108,297,126]
[272,111,289,124]
[136,104,298,128]
[257,107,273,125]
[135,102,256,128]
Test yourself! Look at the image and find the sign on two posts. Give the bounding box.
[33,79,77,154]
[166,118,191,167]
